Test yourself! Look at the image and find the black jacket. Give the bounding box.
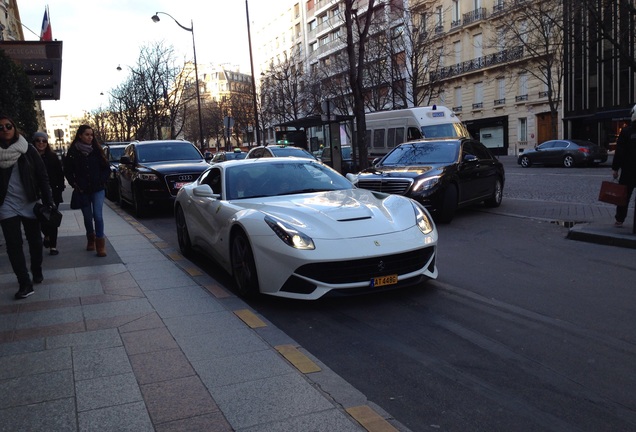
[612,122,636,187]
[63,143,110,194]
[41,150,65,204]
[0,143,54,207]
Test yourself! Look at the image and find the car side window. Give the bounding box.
[462,142,476,158]
[249,148,262,158]
[538,142,554,150]
[200,168,222,195]
[472,142,492,160]
[555,141,568,148]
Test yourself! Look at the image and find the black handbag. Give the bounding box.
[70,189,89,209]
[33,203,63,228]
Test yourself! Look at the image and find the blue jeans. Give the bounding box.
[80,189,105,238]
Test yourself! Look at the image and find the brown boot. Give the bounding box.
[86,233,96,251]
[95,237,107,257]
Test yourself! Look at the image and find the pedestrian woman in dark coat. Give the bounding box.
[63,125,110,257]
[611,104,636,229]
[0,114,54,299]
[33,131,65,255]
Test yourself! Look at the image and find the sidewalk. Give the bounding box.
[0,194,406,431]
[486,197,636,249]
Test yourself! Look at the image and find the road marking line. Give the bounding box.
[275,344,321,374]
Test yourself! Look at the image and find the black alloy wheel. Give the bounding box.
[231,232,260,298]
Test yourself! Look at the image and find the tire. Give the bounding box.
[519,155,531,168]
[175,206,193,257]
[563,155,575,168]
[231,232,260,298]
[437,184,458,224]
[484,178,503,208]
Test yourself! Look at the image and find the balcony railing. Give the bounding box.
[451,19,462,29]
[515,94,529,102]
[430,46,523,81]
[494,98,506,105]
[463,8,487,25]
[472,102,483,109]
[452,106,462,112]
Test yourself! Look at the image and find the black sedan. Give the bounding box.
[117,140,210,217]
[347,138,504,223]
[518,139,608,168]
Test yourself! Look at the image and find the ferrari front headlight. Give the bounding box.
[414,203,434,235]
[265,215,315,250]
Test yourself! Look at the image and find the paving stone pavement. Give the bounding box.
[0,190,407,432]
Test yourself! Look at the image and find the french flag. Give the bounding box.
[40,6,52,41]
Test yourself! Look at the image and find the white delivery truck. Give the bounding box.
[365,105,470,160]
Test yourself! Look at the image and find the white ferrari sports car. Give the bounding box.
[174,157,438,300]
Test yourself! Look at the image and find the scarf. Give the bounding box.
[75,141,94,155]
[0,135,28,169]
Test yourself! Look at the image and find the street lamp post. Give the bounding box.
[245,0,261,146]
[151,12,205,149]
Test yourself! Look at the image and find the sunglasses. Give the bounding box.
[0,123,14,131]
[35,138,48,143]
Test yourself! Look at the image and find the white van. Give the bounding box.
[365,105,470,159]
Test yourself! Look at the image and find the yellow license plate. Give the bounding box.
[372,274,398,287]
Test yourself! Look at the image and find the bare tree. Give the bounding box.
[260,49,308,125]
[392,4,447,107]
[344,0,378,170]
[495,0,564,139]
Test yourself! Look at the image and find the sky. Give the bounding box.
[18,0,285,116]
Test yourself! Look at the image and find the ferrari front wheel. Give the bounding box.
[231,232,260,298]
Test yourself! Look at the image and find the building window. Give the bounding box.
[519,118,527,141]
[454,87,462,111]
[495,77,505,105]
[518,73,528,100]
[473,82,483,109]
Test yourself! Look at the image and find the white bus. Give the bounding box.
[365,105,470,159]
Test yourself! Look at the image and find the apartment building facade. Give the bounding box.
[255,0,562,155]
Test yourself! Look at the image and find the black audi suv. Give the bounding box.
[117,140,210,217]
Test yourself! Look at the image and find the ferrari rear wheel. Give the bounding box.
[175,206,193,257]
[231,232,260,298]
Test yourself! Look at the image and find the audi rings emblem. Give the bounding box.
[178,175,193,181]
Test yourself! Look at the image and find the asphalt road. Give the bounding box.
[133,156,636,431]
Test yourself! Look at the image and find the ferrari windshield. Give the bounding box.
[226,160,353,200]
[381,141,460,165]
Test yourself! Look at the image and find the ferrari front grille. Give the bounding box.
[295,247,434,284]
